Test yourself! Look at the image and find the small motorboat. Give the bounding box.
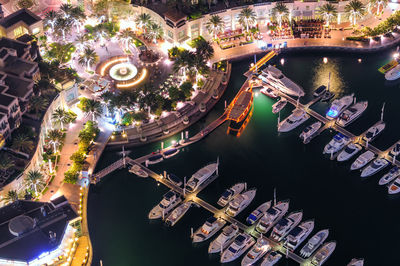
[313,85,327,97]
[260,250,282,266]
[167,173,183,187]
[208,224,239,254]
[261,87,278,98]
[165,202,192,226]
[379,166,400,185]
[310,241,336,266]
[323,133,350,155]
[390,141,400,157]
[146,154,163,165]
[337,143,362,162]
[299,122,322,144]
[388,178,400,194]
[217,183,246,207]
[363,121,385,143]
[241,238,271,266]
[347,258,364,266]
[360,158,389,178]
[128,164,148,178]
[220,233,255,263]
[272,99,287,114]
[246,201,272,225]
[162,148,179,159]
[321,91,335,102]
[350,151,375,171]
[192,216,226,243]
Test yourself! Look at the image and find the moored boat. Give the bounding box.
[256,200,290,234]
[299,122,322,144]
[326,94,354,120]
[321,91,335,102]
[363,121,385,143]
[146,154,163,165]
[259,65,305,97]
[379,166,400,185]
[310,241,336,265]
[272,99,287,114]
[185,161,218,193]
[347,258,364,266]
[192,216,226,243]
[241,238,271,266]
[225,189,257,217]
[284,220,315,251]
[388,177,400,194]
[260,251,282,266]
[162,148,179,159]
[217,182,246,207]
[390,140,400,157]
[313,85,327,97]
[360,158,389,177]
[300,229,329,258]
[351,151,375,171]
[246,201,272,225]
[323,133,350,155]
[165,202,192,226]
[260,87,278,98]
[128,164,148,178]
[148,191,182,220]
[385,64,400,81]
[208,224,239,254]
[270,211,303,242]
[336,101,368,127]
[167,173,182,187]
[220,233,255,263]
[278,109,310,133]
[337,143,362,162]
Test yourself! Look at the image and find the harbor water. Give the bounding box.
[88,48,400,266]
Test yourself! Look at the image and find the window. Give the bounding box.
[13,26,26,38]
[32,27,40,35]
[167,30,173,39]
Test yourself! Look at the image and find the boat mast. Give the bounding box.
[216,156,220,176]
[183,176,186,196]
[273,188,276,206]
[327,72,331,92]
[381,102,385,121]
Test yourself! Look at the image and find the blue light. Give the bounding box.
[326,108,338,118]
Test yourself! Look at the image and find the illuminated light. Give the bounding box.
[255,92,259,97]
[358,58,362,63]
[326,108,338,118]
[176,101,185,109]
[116,69,148,89]
[100,57,129,76]
[393,52,399,59]
[171,140,176,146]
[164,58,172,65]
[323,57,328,64]
[280,58,285,65]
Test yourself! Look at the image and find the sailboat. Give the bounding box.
[321,72,335,102]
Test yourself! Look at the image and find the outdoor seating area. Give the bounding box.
[217,29,254,49]
[268,22,293,40]
[82,76,111,93]
[292,19,325,39]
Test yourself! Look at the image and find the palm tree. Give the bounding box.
[0,154,14,172]
[118,29,135,51]
[54,17,72,40]
[147,23,164,43]
[173,50,195,77]
[70,6,86,33]
[47,129,63,154]
[135,13,153,32]
[317,3,338,27]
[345,0,366,26]
[193,38,214,61]
[12,133,34,154]
[25,170,45,196]
[82,99,103,121]
[238,7,257,33]
[44,10,59,32]
[206,15,224,40]
[78,47,99,71]
[370,0,388,15]
[59,3,73,19]
[52,107,68,130]
[29,96,49,115]
[75,34,87,52]
[2,190,19,204]
[272,3,290,28]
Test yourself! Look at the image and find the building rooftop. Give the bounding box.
[163,9,187,23]
[0,198,77,263]
[3,74,33,99]
[0,37,30,58]
[0,93,16,107]
[0,8,42,28]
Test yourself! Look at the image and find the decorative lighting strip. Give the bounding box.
[116,69,148,89]
[100,57,129,76]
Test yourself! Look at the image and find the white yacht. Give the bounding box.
[221,233,255,263]
[259,65,305,97]
[323,133,350,155]
[208,224,239,254]
[272,99,287,114]
[128,164,148,178]
[260,251,282,266]
[311,241,336,266]
[347,258,364,266]
[300,229,329,258]
[337,143,362,162]
[285,220,315,251]
[385,64,400,81]
[351,151,375,170]
[270,211,303,242]
[379,166,400,185]
[217,183,246,207]
[299,122,322,144]
[260,86,278,98]
[162,148,179,159]
[360,158,389,177]
[192,216,226,243]
[326,94,354,120]
[165,202,191,226]
[246,201,272,225]
[241,238,271,266]
[225,189,257,217]
[336,101,368,127]
[278,109,310,132]
[388,177,400,194]
[390,141,400,157]
[185,161,218,193]
[256,200,289,234]
[363,122,385,143]
[148,191,182,219]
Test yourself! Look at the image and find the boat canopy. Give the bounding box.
[266,207,278,216]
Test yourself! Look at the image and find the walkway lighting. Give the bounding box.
[280,58,285,65]
[393,53,399,59]
[323,57,328,64]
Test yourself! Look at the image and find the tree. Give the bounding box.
[118,29,135,51]
[345,0,366,26]
[44,10,59,32]
[12,133,34,153]
[238,7,256,32]
[52,107,68,130]
[0,154,15,171]
[272,3,289,28]
[146,22,164,43]
[47,129,63,154]
[173,49,195,77]
[370,0,388,15]
[78,47,99,71]
[317,3,338,27]
[59,3,73,19]
[2,190,19,204]
[70,6,86,33]
[191,37,214,61]
[206,15,224,40]
[29,96,49,115]
[79,98,103,121]
[135,13,153,32]
[47,42,75,63]
[25,170,45,196]
[54,17,72,40]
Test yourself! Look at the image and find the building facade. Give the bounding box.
[0,8,43,40]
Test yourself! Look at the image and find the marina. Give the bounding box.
[88,51,400,265]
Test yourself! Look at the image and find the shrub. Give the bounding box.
[64,170,79,184]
